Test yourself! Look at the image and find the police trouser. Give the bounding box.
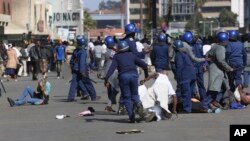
[180,80,195,113]
[118,73,140,120]
[228,67,243,92]
[195,72,207,103]
[68,72,97,100]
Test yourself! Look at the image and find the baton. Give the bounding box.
[84,77,97,84]
[0,78,6,93]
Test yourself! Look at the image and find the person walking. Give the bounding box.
[67,35,100,102]
[5,43,19,81]
[54,39,66,79]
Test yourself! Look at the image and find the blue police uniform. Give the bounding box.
[151,43,169,72]
[226,40,247,90]
[124,38,145,59]
[105,52,148,121]
[68,47,97,101]
[191,40,207,104]
[175,51,196,113]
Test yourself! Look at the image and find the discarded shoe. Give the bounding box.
[78,110,94,116]
[88,107,95,113]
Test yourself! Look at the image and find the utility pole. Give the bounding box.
[139,0,143,38]
[151,0,157,43]
[152,0,157,31]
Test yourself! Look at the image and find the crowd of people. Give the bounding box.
[2,23,250,123]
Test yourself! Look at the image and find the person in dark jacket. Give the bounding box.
[105,40,149,123]
[174,39,196,113]
[67,35,100,102]
[226,30,247,92]
[39,41,50,78]
[151,33,170,72]
[29,41,40,80]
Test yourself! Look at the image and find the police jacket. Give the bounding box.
[70,47,88,73]
[105,52,148,80]
[151,43,170,70]
[175,51,196,84]
[192,41,205,73]
[226,41,247,67]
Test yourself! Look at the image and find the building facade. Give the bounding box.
[162,0,194,21]
[2,0,84,41]
[47,0,84,40]
[0,0,11,35]
[201,0,231,18]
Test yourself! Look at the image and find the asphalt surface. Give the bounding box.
[0,64,249,141]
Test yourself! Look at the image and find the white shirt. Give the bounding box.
[88,42,94,51]
[136,41,144,52]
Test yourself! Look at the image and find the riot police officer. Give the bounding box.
[226,30,247,91]
[103,36,119,112]
[203,31,234,111]
[104,40,148,123]
[151,33,170,72]
[122,23,149,59]
[67,35,100,102]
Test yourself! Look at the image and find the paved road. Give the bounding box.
[0,65,249,141]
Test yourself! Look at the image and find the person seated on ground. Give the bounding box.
[7,76,51,107]
[139,70,177,122]
[233,85,250,107]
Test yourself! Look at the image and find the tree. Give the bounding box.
[218,8,238,27]
[192,0,207,32]
[84,11,96,31]
[185,11,203,35]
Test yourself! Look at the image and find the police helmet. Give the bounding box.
[158,33,166,43]
[105,36,115,48]
[76,35,87,46]
[117,40,129,52]
[182,31,193,43]
[228,30,238,40]
[217,32,229,43]
[173,40,184,49]
[124,23,136,34]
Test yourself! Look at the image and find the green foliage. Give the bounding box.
[218,8,238,27]
[185,11,203,34]
[84,11,96,31]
